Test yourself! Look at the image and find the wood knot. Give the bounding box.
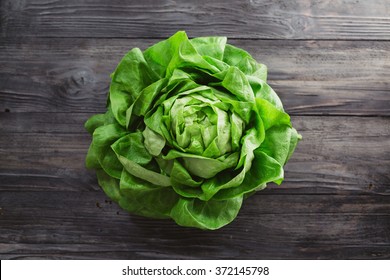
[290,15,311,35]
[69,69,95,91]
[367,183,374,190]
[55,67,96,97]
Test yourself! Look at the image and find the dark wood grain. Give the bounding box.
[1,0,390,40]
[1,38,389,116]
[0,191,389,259]
[1,0,390,261]
[0,113,389,195]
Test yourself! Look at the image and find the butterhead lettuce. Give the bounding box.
[85,31,301,230]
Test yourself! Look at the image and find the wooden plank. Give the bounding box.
[1,0,390,40]
[1,38,389,116]
[0,191,389,259]
[0,113,389,194]
[1,243,390,260]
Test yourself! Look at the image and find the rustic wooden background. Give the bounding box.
[0,0,389,259]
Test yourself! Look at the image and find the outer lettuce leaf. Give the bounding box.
[110,48,159,126]
[119,170,178,219]
[170,196,243,230]
[85,31,301,230]
[144,31,188,77]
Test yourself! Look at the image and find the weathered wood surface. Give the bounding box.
[1,192,389,259]
[1,39,389,116]
[1,0,390,40]
[0,0,389,260]
[0,114,389,195]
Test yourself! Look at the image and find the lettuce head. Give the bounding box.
[85,31,301,230]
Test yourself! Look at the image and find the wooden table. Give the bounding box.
[0,0,389,259]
